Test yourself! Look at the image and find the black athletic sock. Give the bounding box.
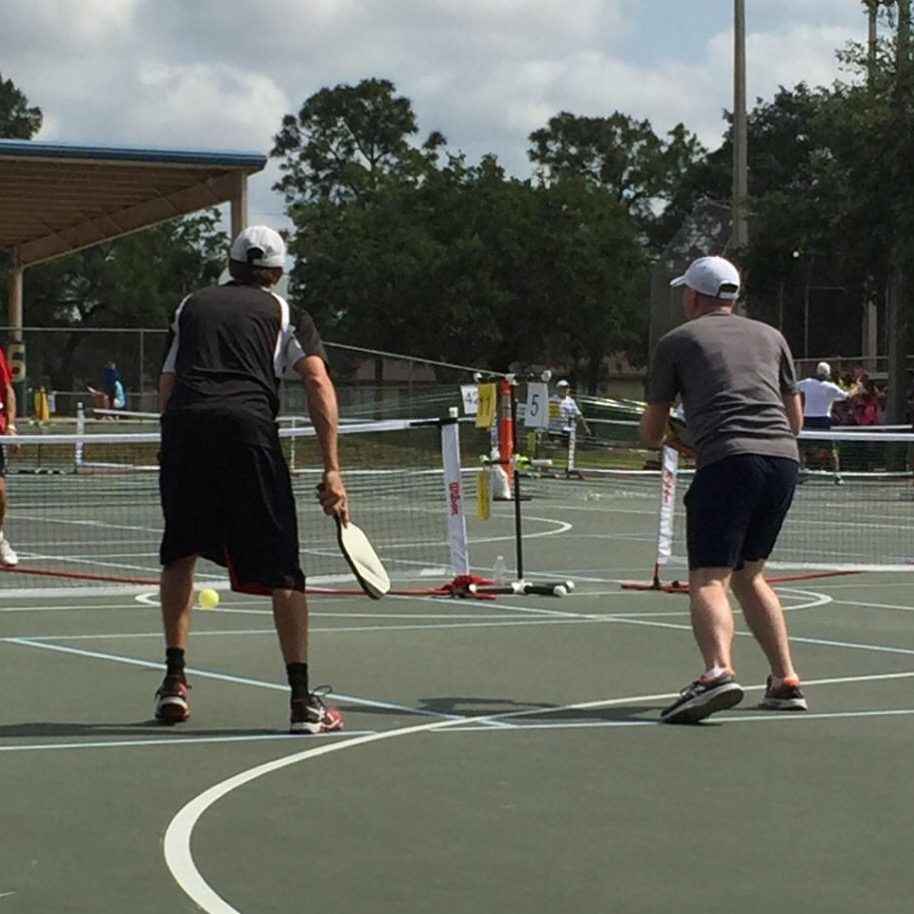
[165,647,186,680]
[286,662,310,700]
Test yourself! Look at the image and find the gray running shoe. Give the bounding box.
[759,676,808,711]
[661,673,744,724]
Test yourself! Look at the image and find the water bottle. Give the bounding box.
[493,554,507,586]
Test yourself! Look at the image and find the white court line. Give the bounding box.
[834,599,914,613]
[3,618,608,643]
[162,667,914,914]
[162,686,677,914]
[443,670,914,731]
[447,708,914,732]
[468,516,571,547]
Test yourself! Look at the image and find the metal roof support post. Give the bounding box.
[8,248,22,333]
[7,248,26,417]
[229,171,248,239]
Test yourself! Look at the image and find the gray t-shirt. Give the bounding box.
[648,310,799,468]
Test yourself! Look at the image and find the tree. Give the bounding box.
[671,69,900,360]
[286,152,645,386]
[275,82,650,387]
[22,212,227,391]
[527,111,706,250]
[0,72,42,139]
[535,177,649,386]
[271,77,445,205]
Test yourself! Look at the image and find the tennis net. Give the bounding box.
[629,429,914,578]
[0,418,468,593]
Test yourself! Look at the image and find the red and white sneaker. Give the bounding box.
[290,688,343,734]
[154,675,190,723]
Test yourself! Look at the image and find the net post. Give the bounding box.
[508,380,525,581]
[289,416,297,471]
[440,408,470,576]
[654,445,680,584]
[497,379,514,485]
[75,401,86,470]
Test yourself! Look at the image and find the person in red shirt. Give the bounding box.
[0,347,18,566]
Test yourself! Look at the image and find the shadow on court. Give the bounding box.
[0,720,282,739]
[415,695,663,722]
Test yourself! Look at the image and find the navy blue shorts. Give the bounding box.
[685,454,798,570]
[803,416,832,430]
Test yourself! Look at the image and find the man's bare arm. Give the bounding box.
[295,355,348,523]
[783,392,803,436]
[639,402,672,449]
[4,381,16,431]
[158,372,175,413]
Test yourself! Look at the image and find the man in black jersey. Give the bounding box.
[155,225,347,734]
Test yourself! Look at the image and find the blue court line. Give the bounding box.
[0,616,608,642]
[0,638,506,728]
[0,731,376,753]
[8,595,914,659]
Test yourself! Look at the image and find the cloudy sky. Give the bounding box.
[1,0,880,226]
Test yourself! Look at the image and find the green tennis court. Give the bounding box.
[1,474,913,913]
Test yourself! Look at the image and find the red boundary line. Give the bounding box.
[620,568,861,595]
[0,568,494,599]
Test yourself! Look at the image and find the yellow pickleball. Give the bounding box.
[198,588,220,609]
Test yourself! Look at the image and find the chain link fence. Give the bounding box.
[3,327,480,423]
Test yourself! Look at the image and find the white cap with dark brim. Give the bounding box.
[670,255,741,301]
[230,225,286,268]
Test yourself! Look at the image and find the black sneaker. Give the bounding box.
[289,687,344,735]
[154,675,190,723]
[660,673,744,724]
[759,676,808,711]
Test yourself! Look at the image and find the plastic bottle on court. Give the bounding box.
[493,554,507,586]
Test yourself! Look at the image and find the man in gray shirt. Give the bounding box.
[639,255,807,723]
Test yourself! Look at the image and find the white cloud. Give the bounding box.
[710,24,861,103]
[127,63,288,150]
[0,0,876,221]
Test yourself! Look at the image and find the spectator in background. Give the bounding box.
[550,380,591,437]
[102,361,124,412]
[0,343,18,566]
[112,376,127,412]
[852,378,883,427]
[797,361,861,484]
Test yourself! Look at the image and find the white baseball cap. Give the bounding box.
[230,225,286,268]
[816,361,831,378]
[670,255,741,301]
[556,379,570,388]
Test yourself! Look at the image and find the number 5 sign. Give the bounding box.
[524,382,549,429]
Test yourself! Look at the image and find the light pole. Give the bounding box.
[732,0,749,249]
[888,0,911,424]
